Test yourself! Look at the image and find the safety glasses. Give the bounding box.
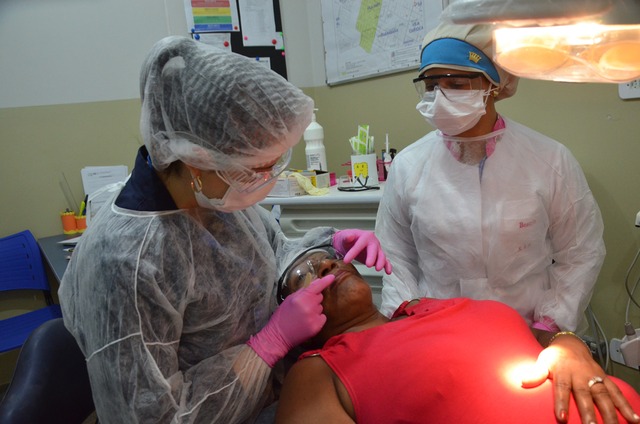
[217,148,292,193]
[276,244,342,304]
[337,175,380,192]
[412,73,484,97]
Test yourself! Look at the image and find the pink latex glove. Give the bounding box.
[247,274,335,367]
[333,229,392,274]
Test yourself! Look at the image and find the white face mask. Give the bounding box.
[416,88,488,136]
[192,174,276,212]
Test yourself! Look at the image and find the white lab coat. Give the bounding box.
[376,118,605,331]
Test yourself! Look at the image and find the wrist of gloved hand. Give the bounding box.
[247,322,289,368]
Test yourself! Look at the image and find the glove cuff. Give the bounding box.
[247,335,280,368]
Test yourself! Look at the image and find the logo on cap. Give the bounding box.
[469,51,482,64]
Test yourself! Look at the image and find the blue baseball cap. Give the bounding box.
[420,38,501,86]
[418,23,519,100]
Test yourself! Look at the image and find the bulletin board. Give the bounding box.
[186,0,288,80]
[320,0,444,85]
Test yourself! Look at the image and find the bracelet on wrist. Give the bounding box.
[548,331,589,350]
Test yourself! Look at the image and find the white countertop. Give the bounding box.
[260,182,385,206]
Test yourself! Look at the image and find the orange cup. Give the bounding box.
[61,212,77,235]
[75,216,87,233]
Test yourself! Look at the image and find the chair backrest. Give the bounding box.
[0,318,96,424]
[0,230,49,292]
[0,230,62,353]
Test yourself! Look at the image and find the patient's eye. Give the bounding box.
[289,262,316,291]
[287,252,333,291]
[278,247,342,304]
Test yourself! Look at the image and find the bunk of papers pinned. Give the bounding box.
[81,166,128,195]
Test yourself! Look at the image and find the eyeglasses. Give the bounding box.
[337,175,381,192]
[217,148,292,193]
[412,73,484,97]
[277,245,342,304]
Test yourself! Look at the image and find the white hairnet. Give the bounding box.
[139,36,314,171]
[420,22,519,101]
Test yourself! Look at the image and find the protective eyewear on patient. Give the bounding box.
[277,245,342,304]
[217,148,292,193]
[412,73,484,97]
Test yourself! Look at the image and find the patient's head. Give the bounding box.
[278,245,380,347]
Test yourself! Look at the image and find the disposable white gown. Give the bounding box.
[59,190,333,424]
[376,118,605,331]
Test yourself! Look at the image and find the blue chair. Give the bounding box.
[0,318,96,424]
[0,230,62,353]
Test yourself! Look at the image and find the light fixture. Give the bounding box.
[442,0,640,83]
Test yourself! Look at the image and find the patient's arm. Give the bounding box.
[275,356,355,424]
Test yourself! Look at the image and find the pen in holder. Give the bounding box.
[350,153,379,187]
[75,195,88,233]
[60,211,77,235]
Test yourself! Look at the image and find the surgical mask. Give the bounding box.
[416,88,489,136]
[191,174,276,212]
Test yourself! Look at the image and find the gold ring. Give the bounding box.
[588,376,604,388]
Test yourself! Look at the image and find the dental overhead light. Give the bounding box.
[442,0,640,83]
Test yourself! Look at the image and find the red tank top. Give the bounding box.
[301,298,640,423]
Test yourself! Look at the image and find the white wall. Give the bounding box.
[0,0,324,109]
[279,0,327,88]
[0,0,190,108]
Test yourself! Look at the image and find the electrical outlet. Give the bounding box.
[611,332,640,369]
[619,79,640,100]
[611,338,625,365]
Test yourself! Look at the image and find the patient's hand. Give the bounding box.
[521,333,640,424]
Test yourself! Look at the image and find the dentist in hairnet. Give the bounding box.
[59,36,391,424]
[376,22,639,424]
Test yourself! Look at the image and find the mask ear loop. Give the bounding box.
[480,85,500,107]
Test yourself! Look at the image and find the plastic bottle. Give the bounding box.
[383,147,396,180]
[304,109,328,171]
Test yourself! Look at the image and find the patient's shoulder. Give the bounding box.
[285,355,337,393]
[277,357,355,423]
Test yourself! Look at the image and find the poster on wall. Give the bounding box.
[184,0,288,79]
[184,0,240,33]
[321,0,445,85]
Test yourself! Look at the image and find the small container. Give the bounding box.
[75,216,87,233]
[350,153,379,187]
[377,158,386,182]
[338,175,352,189]
[329,172,337,186]
[61,211,77,235]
